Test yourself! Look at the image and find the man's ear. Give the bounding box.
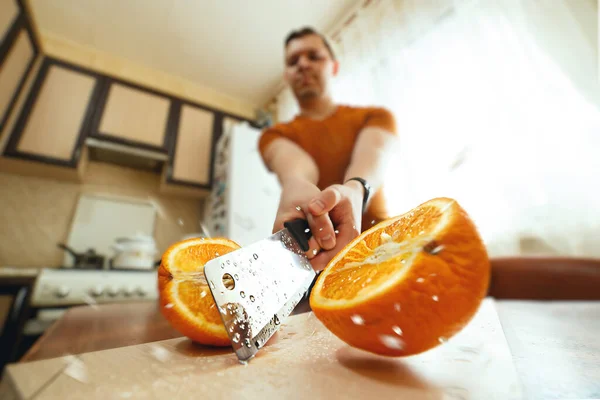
[332,61,340,76]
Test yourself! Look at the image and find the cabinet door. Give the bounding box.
[0,28,34,132]
[0,0,40,133]
[91,81,173,152]
[166,102,215,188]
[4,59,101,166]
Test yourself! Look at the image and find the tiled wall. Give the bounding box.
[0,161,204,267]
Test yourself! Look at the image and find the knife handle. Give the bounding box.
[284,219,312,252]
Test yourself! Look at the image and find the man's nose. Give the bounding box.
[297,55,311,70]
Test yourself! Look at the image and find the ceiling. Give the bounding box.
[28,0,358,108]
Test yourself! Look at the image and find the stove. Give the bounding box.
[30,268,158,307]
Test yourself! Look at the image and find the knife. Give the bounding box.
[203,219,316,362]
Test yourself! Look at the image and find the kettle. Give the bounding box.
[110,234,158,270]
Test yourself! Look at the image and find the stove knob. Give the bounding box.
[107,286,119,297]
[54,285,70,298]
[89,285,104,297]
[123,286,135,297]
[136,287,147,297]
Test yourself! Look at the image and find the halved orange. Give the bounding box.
[158,237,240,346]
[310,197,490,356]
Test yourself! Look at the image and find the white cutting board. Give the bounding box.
[63,193,156,268]
[3,299,523,399]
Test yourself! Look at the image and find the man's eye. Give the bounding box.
[287,58,298,66]
[309,53,323,61]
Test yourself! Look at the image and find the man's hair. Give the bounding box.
[284,27,336,61]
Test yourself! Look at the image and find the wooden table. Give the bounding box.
[17,299,600,400]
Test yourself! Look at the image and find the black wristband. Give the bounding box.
[345,177,372,214]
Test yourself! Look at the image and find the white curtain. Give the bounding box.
[276,0,600,257]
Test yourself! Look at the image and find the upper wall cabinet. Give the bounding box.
[0,0,40,133]
[4,59,102,166]
[164,101,218,189]
[89,80,174,152]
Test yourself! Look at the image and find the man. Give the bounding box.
[258,27,398,272]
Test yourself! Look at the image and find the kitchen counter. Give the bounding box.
[14,299,600,400]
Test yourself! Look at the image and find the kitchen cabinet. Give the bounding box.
[89,79,174,152]
[0,0,40,134]
[4,58,102,167]
[166,102,216,188]
[160,104,254,198]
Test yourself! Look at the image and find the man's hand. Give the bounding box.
[272,177,337,260]
[306,181,364,271]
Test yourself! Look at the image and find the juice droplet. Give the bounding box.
[350,314,365,325]
[253,254,259,260]
[250,295,255,302]
[438,336,448,344]
[394,303,401,312]
[432,295,439,302]
[232,333,240,343]
[164,303,174,309]
[380,334,405,350]
[416,277,425,283]
[430,245,445,255]
[200,291,207,298]
[312,249,318,256]
[304,228,310,233]
[392,326,403,335]
[334,230,339,235]
[371,220,376,225]
[215,252,220,257]
[240,291,246,298]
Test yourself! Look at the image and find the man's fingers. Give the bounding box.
[307,211,336,251]
[308,186,342,216]
[306,237,320,259]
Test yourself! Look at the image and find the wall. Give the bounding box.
[38,32,256,120]
[0,161,204,267]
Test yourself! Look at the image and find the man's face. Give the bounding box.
[284,34,338,100]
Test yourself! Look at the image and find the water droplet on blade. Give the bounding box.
[210,281,215,289]
[274,315,280,325]
[234,274,239,280]
[240,291,246,298]
[250,295,255,302]
[350,314,365,325]
[253,254,259,260]
[232,333,240,343]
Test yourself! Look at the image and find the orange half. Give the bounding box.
[158,237,240,346]
[310,197,490,356]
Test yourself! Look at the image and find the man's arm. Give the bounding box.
[343,126,399,209]
[262,138,337,254]
[262,138,319,186]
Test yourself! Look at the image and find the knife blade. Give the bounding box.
[203,219,316,362]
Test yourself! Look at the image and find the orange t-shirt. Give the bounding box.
[258,105,397,231]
